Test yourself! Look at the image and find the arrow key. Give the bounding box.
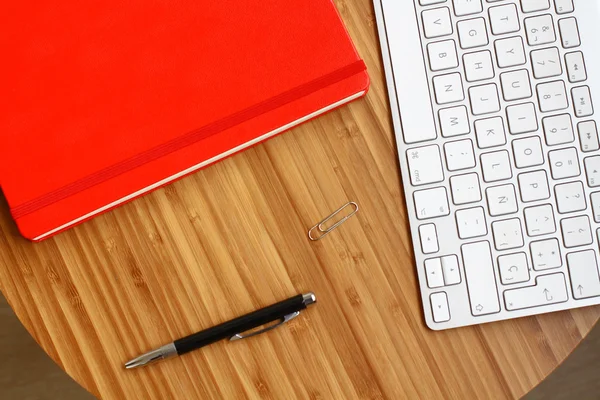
[425,258,445,288]
[441,255,461,285]
[419,224,440,255]
[430,292,451,323]
[567,250,600,300]
[504,273,568,311]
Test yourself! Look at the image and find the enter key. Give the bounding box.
[504,274,568,311]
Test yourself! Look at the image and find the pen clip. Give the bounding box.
[229,311,300,341]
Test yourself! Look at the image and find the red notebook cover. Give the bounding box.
[0,1,369,241]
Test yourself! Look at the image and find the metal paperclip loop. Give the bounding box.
[229,311,300,341]
[308,202,359,241]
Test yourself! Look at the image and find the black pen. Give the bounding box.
[125,292,317,369]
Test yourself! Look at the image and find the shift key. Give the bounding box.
[461,242,501,316]
[504,273,568,311]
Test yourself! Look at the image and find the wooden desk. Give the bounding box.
[1,1,599,399]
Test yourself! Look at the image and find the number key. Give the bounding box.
[549,147,580,180]
[525,15,556,46]
[543,114,574,146]
[531,47,562,79]
[537,81,569,112]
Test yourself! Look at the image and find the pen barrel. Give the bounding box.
[174,294,307,355]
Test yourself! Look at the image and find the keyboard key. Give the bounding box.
[425,258,445,288]
[450,173,482,205]
[422,7,453,38]
[507,103,538,134]
[495,37,527,68]
[565,52,587,83]
[504,273,568,311]
[524,204,556,236]
[592,193,600,223]
[525,15,556,46]
[458,18,489,49]
[572,86,594,118]
[428,40,459,71]
[489,4,520,35]
[554,0,574,14]
[499,252,530,285]
[481,150,512,182]
[419,224,440,254]
[500,69,532,101]
[531,47,562,79]
[445,139,476,171]
[430,292,451,323]
[543,114,574,146]
[461,241,501,316]
[521,0,551,13]
[492,218,524,250]
[475,117,507,148]
[537,81,569,112]
[433,73,465,104]
[441,255,461,285]
[519,170,550,202]
[487,184,518,216]
[584,156,600,187]
[579,121,599,152]
[561,216,593,248]
[439,106,470,137]
[453,0,483,16]
[463,51,495,82]
[407,145,444,186]
[531,239,562,270]
[567,251,600,300]
[456,207,488,239]
[420,0,448,5]
[414,187,450,220]
[549,147,580,180]
[513,136,544,168]
[555,182,586,214]
[470,84,501,115]
[558,17,580,48]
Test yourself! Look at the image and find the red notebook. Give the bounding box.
[0,1,369,241]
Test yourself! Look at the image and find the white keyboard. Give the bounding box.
[374,0,600,329]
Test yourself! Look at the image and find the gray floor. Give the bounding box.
[0,295,95,400]
[0,293,598,400]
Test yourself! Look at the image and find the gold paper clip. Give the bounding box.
[308,202,359,241]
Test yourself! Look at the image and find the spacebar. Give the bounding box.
[380,0,437,144]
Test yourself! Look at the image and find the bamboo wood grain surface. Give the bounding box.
[1,1,599,399]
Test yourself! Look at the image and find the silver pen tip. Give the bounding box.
[124,343,177,369]
[302,292,317,306]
